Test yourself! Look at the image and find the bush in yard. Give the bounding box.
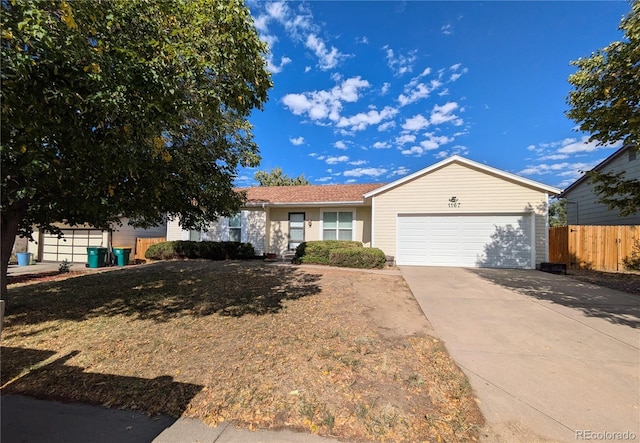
[294,240,363,265]
[145,241,255,261]
[329,247,387,269]
[623,239,640,271]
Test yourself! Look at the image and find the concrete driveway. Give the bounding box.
[400,266,640,443]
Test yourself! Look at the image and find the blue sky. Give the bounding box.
[238,1,630,189]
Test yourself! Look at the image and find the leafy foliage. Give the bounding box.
[58,259,71,274]
[254,167,310,186]
[587,167,640,217]
[294,241,386,269]
[623,239,640,271]
[548,199,567,227]
[566,1,639,147]
[566,2,640,216]
[0,0,272,298]
[329,247,387,269]
[145,241,255,261]
[294,241,363,265]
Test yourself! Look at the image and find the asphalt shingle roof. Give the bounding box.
[239,183,385,205]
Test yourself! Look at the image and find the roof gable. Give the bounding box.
[241,183,384,205]
[364,155,562,197]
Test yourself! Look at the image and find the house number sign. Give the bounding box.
[448,196,461,208]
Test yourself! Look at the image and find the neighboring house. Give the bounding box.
[169,155,561,269]
[559,145,640,225]
[27,218,167,263]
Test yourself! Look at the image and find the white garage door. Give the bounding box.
[42,229,105,263]
[397,214,533,268]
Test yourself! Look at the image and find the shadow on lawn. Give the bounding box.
[469,268,640,329]
[5,261,322,326]
[1,346,201,441]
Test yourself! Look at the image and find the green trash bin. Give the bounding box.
[112,247,132,267]
[87,247,108,268]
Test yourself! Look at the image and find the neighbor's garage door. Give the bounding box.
[42,229,104,263]
[397,214,533,268]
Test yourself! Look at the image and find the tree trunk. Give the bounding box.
[1,207,25,306]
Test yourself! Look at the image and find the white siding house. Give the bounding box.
[560,146,640,225]
[164,156,561,269]
[364,156,560,268]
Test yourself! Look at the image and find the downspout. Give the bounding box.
[262,203,268,256]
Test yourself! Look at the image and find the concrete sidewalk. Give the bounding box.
[1,394,344,443]
[401,266,640,442]
[7,262,63,276]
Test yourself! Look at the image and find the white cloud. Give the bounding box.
[325,155,349,164]
[441,24,453,35]
[306,34,347,70]
[265,1,288,21]
[395,134,416,145]
[381,82,391,95]
[304,66,312,73]
[266,55,292,74]
[334,140,347,150]
[539,154,569,160]
[430,102,463,126]
[402,114,429,131]
[317,176,334,182]
[400,146,425,156]
[397,79,442,107]
[383,45,417,76]
[446,63,468,82]
[336,106,398,132]
[343,167,388,177]
[518,161,595,176]
[356,36,369,44]
[378,121,396,131]
[253,2,347,73]
[390,166,410,176]
[289,136,304,145]
[419,133,453,151]
[349,159,368,165]
[253,14,270,33]
[372,141,390,149]
[557,136,621,154]
[282,76,370,122]
[434,145,469,159]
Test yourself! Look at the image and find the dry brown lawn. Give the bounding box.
[2,260,483,442]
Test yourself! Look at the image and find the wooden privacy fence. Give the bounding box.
[135,237,166,261]
[549,225,639,271]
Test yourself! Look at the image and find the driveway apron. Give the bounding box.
[400,266,640,443]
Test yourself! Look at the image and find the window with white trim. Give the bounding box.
[323,211,353,240]
[228,213,241,242]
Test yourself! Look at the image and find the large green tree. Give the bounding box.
[254,167,309,186]
[1,0,272,300]
[566,1,640,215]
[548,199,567,227]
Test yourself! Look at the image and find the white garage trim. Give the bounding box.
[42,229,107,263]
[396,213,534,269]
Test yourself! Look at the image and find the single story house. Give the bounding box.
[27,218,167,264]
[559,145,640,225]
[169,155,561,269]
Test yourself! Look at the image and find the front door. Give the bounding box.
[288,213,305,251]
